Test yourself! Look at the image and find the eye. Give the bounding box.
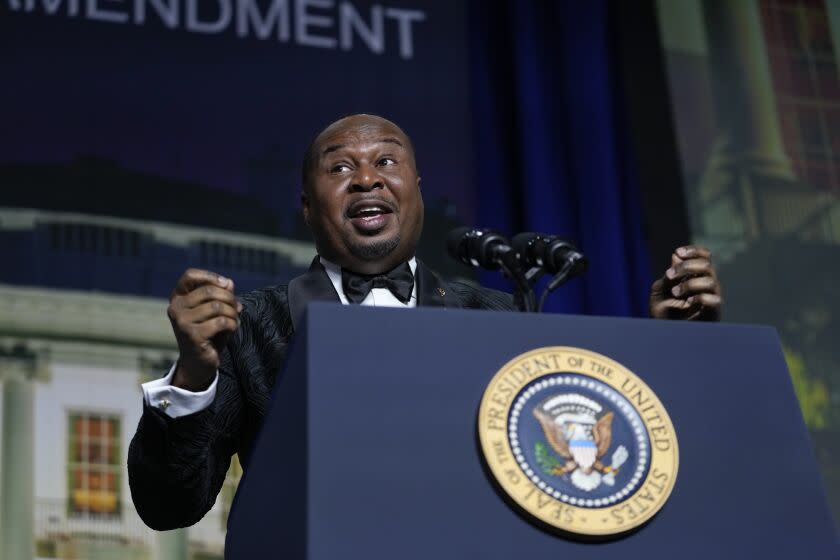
[377,157,396,167]
[330,163,351,174]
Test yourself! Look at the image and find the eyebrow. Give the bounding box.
[321,137,404,156]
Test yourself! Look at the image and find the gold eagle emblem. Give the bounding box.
[534,406,627,491]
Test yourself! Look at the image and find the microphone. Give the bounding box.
[447,227,516,270]
[511,232,588,276]
[448,227,536,312]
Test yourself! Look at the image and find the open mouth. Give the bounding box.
[347,200,395,233]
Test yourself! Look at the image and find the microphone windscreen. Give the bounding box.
[511,232,540,257]
[446,226,472,260]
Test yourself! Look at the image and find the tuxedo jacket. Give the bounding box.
[127,259,515,530]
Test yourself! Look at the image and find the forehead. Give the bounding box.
[316,119,410,155]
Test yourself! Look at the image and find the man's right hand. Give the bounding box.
[167,269,242,392]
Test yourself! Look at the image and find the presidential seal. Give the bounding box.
[477,347,678,538]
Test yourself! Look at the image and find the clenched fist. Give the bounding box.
[649,245,722,321]
[167,268,242,391]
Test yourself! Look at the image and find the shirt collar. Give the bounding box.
[319,256,417,305]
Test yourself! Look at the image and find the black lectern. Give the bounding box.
[226,303,838,558]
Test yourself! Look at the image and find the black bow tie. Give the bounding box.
[341,262,414,304]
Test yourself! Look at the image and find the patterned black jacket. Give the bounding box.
[127,259,514,530]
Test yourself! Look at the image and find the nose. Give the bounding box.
[349,162,384,192]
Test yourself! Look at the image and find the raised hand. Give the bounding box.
[650,246,722,321]
[166,269,242,391]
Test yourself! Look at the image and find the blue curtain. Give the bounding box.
[469,0,652,317]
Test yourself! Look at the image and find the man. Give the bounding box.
[127,114,722,530]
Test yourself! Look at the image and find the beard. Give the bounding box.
[346,233,401,261]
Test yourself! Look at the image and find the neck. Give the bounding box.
[320,254,416,276]
[321,256,416,276]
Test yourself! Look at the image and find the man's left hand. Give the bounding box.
[650,245,722,321]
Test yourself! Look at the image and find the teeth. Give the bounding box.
[355,206,384,215]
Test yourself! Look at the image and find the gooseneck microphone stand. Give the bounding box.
[496,245,537,313]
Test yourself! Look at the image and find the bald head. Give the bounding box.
[301,114,417,193]
[299,113,424,274]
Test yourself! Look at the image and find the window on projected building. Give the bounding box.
[67,412,122,518]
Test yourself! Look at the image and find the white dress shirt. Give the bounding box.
[142,257,417,418]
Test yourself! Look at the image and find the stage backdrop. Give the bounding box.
[1,0,473,294]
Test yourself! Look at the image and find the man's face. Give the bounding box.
[302,116,424,275]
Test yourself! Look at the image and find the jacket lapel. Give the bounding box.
[415,259,462,309]
[288,257,341,331]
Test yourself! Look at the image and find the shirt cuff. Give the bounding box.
[141,361,219,419]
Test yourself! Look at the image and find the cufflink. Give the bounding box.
[158,399,171,411]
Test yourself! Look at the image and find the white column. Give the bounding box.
[824,2,840,80]
[1,367,35,560]
[702,0,794,180]
[157,528,188,560]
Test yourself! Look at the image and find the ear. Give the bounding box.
[417,176,421,191]
[301,190,311,226]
